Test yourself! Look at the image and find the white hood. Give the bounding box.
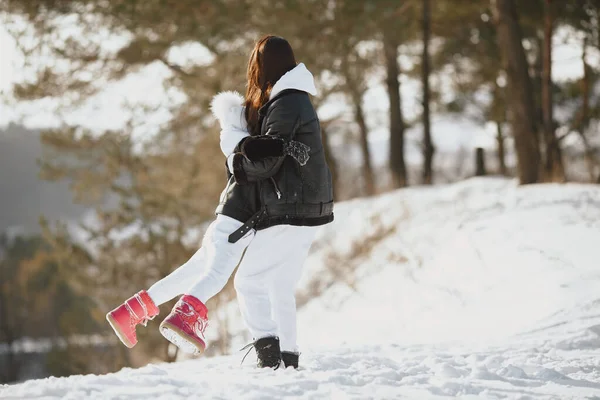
[270,63,318,100]
[210,90,245,127]
[210,91,249,156]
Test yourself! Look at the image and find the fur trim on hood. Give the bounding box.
[210,91,250,156]
[210,90,245,125]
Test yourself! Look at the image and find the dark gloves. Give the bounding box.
[241,135,311,166]
[242,136,285,160]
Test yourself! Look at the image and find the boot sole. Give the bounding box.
[106,313,135,348]
[159,321,205,356]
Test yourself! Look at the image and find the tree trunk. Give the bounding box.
[493,0,541,184]
[342,57,375,196]
[492,79,508,176]
[350,90,376,195]
[0,302,19,383]
[582,39,589,133]
[496,121,507,175]
[0,256,19,383]
[320,124,340,198]
[475,148,487,176]
[541,0,565,182]
[579,37,597,181]
[421,0,435,185]
[384,31,408,188]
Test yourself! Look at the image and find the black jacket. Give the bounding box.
[216,89,334,242]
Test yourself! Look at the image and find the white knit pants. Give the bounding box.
[147,215,253,306]
[147,214,317,352]
[235,223,317,353]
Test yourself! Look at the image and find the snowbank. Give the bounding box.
[299,178,600,347]
[3,178,600,399]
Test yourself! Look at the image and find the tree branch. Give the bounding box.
[557,130,574,142]
[159,58,196,77]
[394,0,416,17]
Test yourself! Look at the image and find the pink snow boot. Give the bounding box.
[106,290,159,348]
[159,295,209,355]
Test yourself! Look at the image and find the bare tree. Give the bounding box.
[496,122,508,175]
[576,37,599,181]
[341,56,376,196]
[384,31,408,188]
[422,0,435,184]
[493,0,541,184]
[541,0,565,181]
[320,122,341,198]
[492,81,509,176]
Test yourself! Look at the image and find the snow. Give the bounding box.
[298,178,600,345]
[3,344,599,399]
[3,178,600,399]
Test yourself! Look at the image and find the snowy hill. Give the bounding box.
[3,178,600,399]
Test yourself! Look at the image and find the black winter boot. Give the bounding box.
[254,336,282,369]
[281,351,299,369]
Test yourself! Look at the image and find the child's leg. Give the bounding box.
[147,215,251,306]
[185,215,254,303]
[268,227,317,353]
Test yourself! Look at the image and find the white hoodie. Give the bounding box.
[269,62,317,100]
[210,63,318,157]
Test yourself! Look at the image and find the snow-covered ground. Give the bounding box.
[2,178,600,399]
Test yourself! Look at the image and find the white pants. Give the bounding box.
[147,214,317,352]
[234,223,317,352]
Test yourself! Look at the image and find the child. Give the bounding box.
[106,91,256,355]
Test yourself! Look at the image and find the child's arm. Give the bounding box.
[227,96,311,185]
[211,91,307,176]
[210,91,250,157]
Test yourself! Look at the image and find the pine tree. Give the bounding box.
[381,2,414,189]
[0,234,105,382]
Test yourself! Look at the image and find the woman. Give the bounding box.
[106,35,334,369]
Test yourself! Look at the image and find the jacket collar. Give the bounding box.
[259,89,304,116]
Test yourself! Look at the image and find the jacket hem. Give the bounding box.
[215,203,252,224]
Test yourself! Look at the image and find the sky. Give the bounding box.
[0,27,17,126]
[0,29,14,93]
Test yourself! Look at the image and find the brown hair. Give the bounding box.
[244,35,297,136]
